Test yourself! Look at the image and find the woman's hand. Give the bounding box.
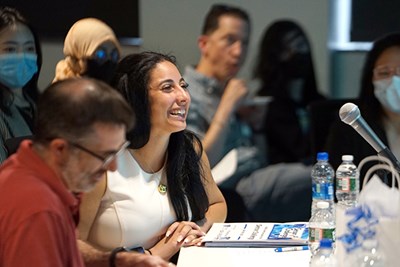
[150,221,205,260]
[166,221,205,246]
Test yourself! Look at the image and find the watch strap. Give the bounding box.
[109,246,145,267]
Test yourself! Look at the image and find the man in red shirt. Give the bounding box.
[0,78,172,267]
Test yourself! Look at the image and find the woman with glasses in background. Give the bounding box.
[0,6,42,163]
[53,17,120,84]
[326,32,400,186]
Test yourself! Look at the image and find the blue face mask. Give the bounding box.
[0,53,38,89]
[373,75,400,114]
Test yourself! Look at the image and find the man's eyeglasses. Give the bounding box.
[373,65,400,80]
[70,141,130,169]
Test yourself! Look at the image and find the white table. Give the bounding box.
[177,246,311,267]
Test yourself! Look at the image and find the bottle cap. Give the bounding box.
[317,152,328,161]
[316,201,329,209]
[342,155,354,161]
[319,238,333,249]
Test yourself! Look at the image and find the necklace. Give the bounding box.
[158,182,168,194]
[130,149,168,194]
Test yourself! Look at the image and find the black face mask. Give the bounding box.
[282,53,312,79]
[85,59,117,84]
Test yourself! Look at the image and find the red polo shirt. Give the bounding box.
[0,140,84,267]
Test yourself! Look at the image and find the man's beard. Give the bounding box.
[61,159,103,193]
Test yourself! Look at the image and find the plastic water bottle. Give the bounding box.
[336,155,359,207]
[311,152,335,217]
[357,239,385,267]
[336,155,359,203]
[335,156,360,266]
[310,238,338,266]
[308,201,335,256]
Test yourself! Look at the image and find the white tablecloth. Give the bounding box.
[177,246,311,267]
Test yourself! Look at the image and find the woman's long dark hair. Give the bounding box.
[359,32,400,124]
[111,52,209,221]
[0,6,42,115]
[253,19,321,105]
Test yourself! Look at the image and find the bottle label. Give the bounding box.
[337,177,358,192]
[312,183,334,200]
[308,227,335,243]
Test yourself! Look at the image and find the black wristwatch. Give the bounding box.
[109,246,145,267]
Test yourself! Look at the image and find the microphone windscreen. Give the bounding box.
[339,102,360,124]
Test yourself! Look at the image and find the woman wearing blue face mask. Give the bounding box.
[0,6,42,163]
[326,32,400,187]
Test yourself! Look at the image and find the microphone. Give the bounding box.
[339,102,400,172]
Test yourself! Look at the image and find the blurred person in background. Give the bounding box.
[0,6,42,163]
[53,17,120,84]
[253,19,324,165]
[185,4,312,222]
[326,32,400,186]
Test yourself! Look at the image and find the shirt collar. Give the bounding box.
[15,140,80,218]
[185,65,224,95]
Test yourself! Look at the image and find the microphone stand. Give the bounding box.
[378,147,400,186]
[378,147,400,173]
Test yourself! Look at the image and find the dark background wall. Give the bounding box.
[1,0,140,44]
[351,0,400,42]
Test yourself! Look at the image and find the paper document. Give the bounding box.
[211,149,238,185]
[203,222,309,247]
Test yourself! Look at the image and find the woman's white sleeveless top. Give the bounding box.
[87,149,191,249]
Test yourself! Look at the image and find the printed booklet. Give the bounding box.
[202,222,309,247]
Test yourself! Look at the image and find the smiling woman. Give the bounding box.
[77,51,227,265]
[148,60,191,133]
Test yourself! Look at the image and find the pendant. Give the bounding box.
[158,183,167,194]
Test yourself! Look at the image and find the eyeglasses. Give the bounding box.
[93,48,120,64]
[70,140,130,169]
[373,65,400,80]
